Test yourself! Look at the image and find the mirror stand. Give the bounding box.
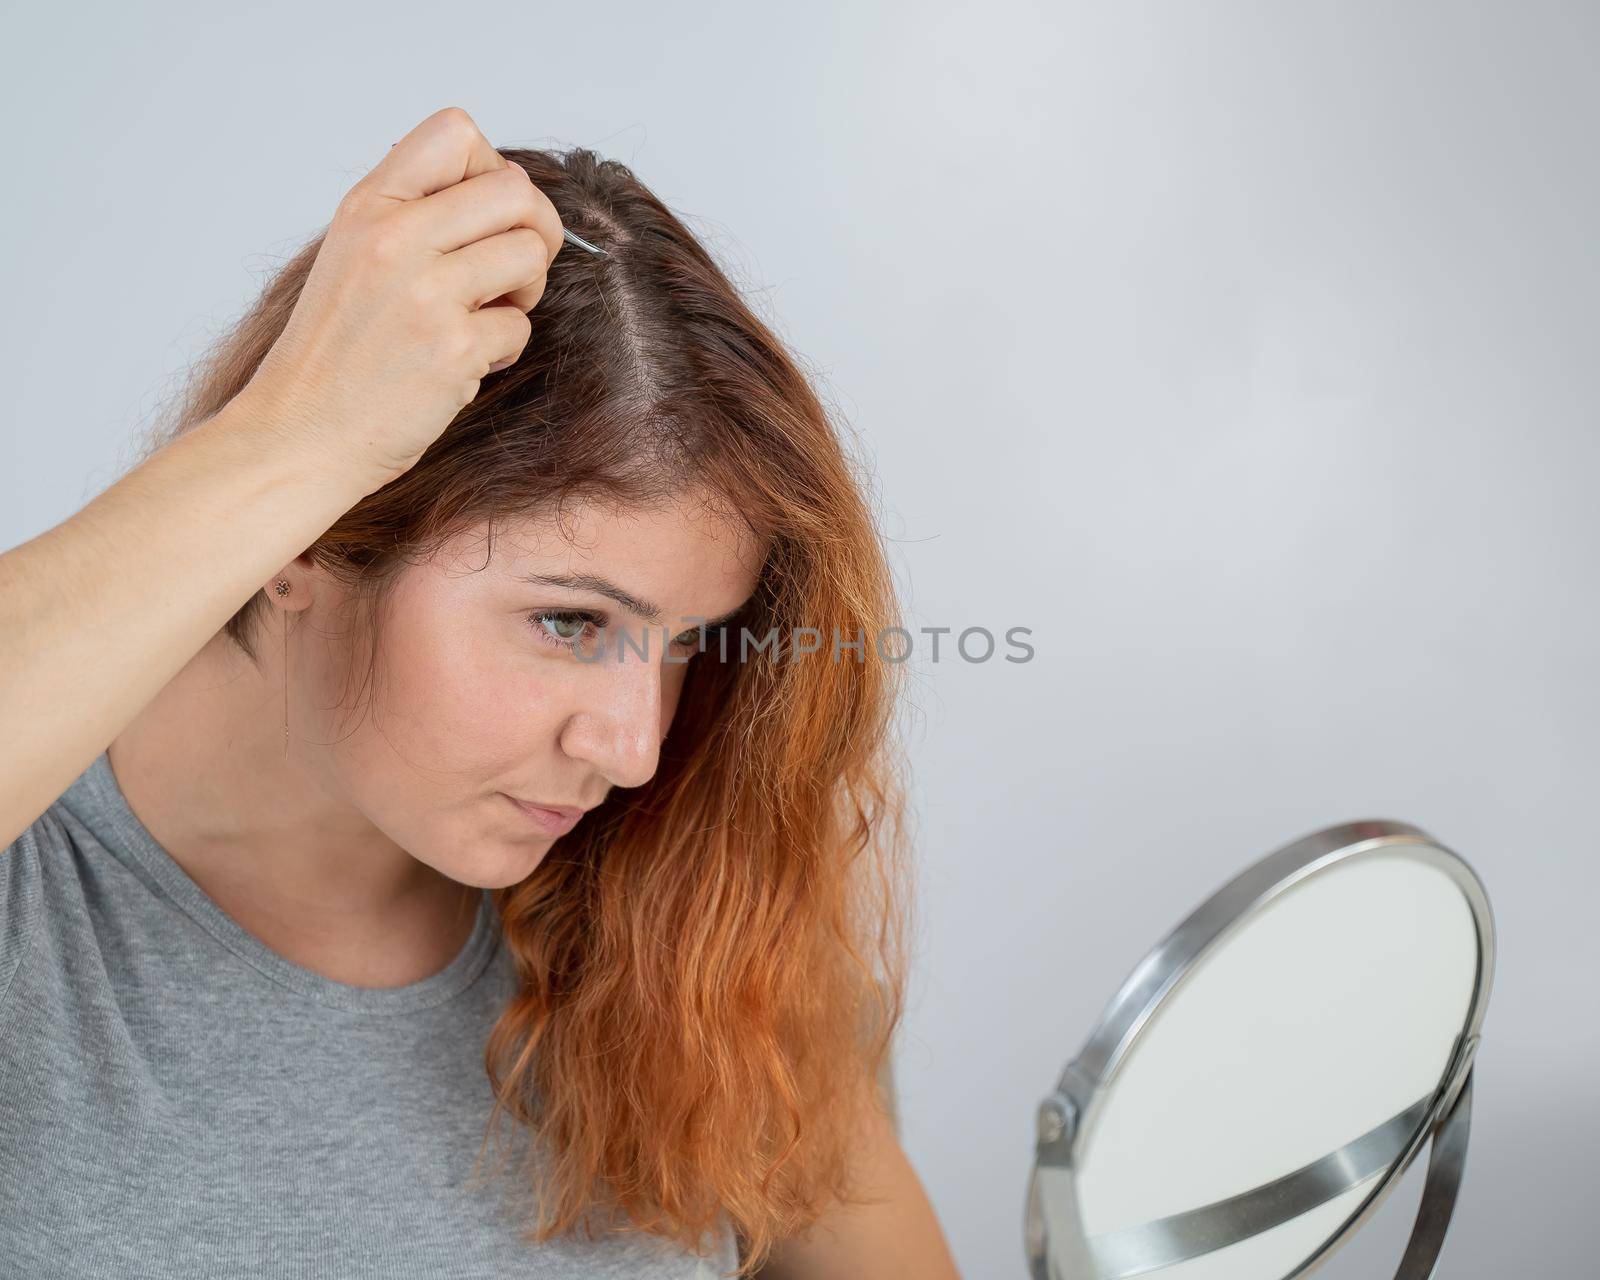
[1028,1034,1477,1280]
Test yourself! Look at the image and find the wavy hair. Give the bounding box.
[136,144,915,1276]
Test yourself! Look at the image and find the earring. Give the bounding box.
[274,579,291,596]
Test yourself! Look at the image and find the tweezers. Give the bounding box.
[562,228,610,260]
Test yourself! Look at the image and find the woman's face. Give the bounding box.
[291,489,764,889]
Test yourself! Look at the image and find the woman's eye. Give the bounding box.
[528,610,602,652]
[671,624,726,654]
[526,611,719,658]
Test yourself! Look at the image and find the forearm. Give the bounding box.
[0,393,367,845]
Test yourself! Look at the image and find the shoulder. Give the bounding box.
[0,810,60,1012]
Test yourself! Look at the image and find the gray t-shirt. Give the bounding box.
[0,751,738,1279]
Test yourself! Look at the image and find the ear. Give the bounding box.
[267,552,322,613]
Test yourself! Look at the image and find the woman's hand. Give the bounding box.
[241,106,566,497]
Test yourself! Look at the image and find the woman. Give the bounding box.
[0,108,961,1277]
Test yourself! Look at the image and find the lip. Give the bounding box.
[502,793,588,837]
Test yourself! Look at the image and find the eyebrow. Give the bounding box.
[517,572,749,630]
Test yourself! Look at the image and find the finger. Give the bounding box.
[434,226,552,312]
[357,106,506,203]
[470,301,534,374]
[399,161,565,268]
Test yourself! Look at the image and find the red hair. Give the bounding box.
[141,144,914,1276]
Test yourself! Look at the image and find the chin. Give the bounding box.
[437,845,552,890]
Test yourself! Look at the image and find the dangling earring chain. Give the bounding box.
[275,580,291,758]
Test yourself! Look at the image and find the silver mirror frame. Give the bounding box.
[1024,819,1496,1280]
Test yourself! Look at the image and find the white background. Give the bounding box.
[3,2,1593,1273]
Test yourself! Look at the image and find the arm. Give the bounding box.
[0,393,368,847]
[751,1088,962,1280]
[0,107,562,853]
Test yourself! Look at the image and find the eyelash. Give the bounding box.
[526,609,711,655]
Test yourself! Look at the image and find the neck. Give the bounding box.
[108,628,479,988]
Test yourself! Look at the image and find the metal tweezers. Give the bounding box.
[562,228,609,260]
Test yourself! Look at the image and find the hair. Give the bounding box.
[134,144,915,1276]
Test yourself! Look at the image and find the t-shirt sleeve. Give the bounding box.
[0,821,46,1018]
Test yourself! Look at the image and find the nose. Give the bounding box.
[557,646,670,790]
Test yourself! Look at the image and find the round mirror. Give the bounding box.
[1024,819,1494,1279]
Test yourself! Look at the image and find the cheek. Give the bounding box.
[378,613,564,763]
